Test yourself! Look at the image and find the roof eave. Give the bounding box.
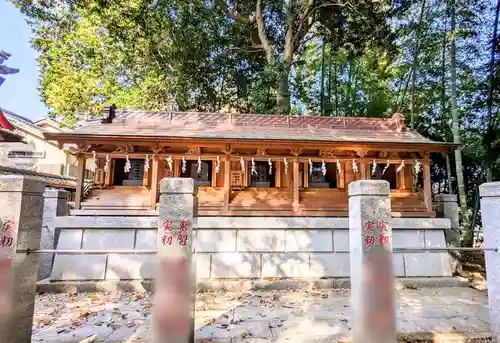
[44,132,459,152]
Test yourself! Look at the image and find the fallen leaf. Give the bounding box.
[79,335,97,343]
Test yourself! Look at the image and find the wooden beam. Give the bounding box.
[150,156,159,209]
[293,158,300,210]
[224,156,231,211]
[74,155,86,210]
[46,133,455,153]
[423,154,432,212]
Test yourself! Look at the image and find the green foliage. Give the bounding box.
[9,0,500,194]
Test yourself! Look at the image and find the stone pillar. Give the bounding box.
[38,189,69,280]
[479,182,500,342]
[0,175,45,343]
[348,180,396,343]
[435,194,461,274]
[153,178,196,343]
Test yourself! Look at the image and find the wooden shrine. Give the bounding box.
[45,105,456,217]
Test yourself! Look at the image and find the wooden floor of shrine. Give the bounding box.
[74,186,433,217]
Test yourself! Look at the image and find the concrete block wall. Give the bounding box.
[50,216,453,281]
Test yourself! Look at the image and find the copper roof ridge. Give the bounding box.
[113,109,393,121]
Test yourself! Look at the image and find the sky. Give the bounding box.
[0,1,49,121]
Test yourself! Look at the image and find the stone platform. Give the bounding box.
[32,287,491,343]
[49,216,453,281]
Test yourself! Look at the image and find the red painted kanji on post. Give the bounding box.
[363,219,390,249]
[364,221,375,233]
[0,220,14,248]
[364,235,376,246]
[163,220,174,233]
[178,220,188,246]
[379,235,390,247]
[378,220,389,232]
[179,220,188,233]
[160,220,189,247]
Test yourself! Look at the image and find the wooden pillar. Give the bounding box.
[293,158,300,210]
[360,160,367,180]
[398,163,407,190]
[276,161,282,187]
[104,157,112,186]
[338,163,345,189]
[243,159,248,187]
[74,154,86,210]
[303,162,309,188]
[174,159,181,177]
[224,156,231,211]
[423,153,432,212]
[150,155,159,210]
[211,159,217,187]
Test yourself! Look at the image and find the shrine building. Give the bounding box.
[45,105,454,217]
[43,105,459,283]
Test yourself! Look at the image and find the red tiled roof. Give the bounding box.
[0,108,14,131]
[0,108,24,142]
[48,110,447,146]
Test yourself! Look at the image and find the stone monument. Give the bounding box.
[348,180,396,343]
[0,175,45,343]
[153,177,196,343]
[479,181,500,342]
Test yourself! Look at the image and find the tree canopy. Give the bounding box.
[8,0,500,236]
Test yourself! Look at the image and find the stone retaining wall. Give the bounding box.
[50,216,453,281]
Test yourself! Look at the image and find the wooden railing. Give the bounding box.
[83,179,94,199]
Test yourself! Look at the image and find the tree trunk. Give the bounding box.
[485,0,500,182]
[441,12,453,194]
[449,0,471,246]
[351,61,357,116]
[320,41,326,115]
[334,61,339,116]
[410,0,427,129]
[327,46,333,115]
[277,71,291,114]
[345,61,352,115]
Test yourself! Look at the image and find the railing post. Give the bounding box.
[349,180,396,343]
[0,175,45,343]
[38,188,69,280]
[434,194,462,274]
[153,177,196,343]
[479,181,500,342]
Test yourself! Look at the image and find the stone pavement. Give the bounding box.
[32,287,491,343]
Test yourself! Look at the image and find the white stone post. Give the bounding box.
[479,182,500,342]
[435,194,461,274]
[153,178,196,343]
[0,175,45,343]
[38,188,69,280]
[349,180,396,343]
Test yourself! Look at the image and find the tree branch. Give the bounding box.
[292,0,354,49]
[217,0,255,25]
[284,0,297,66]
[228,46,264,53]
[255,0,274,63]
